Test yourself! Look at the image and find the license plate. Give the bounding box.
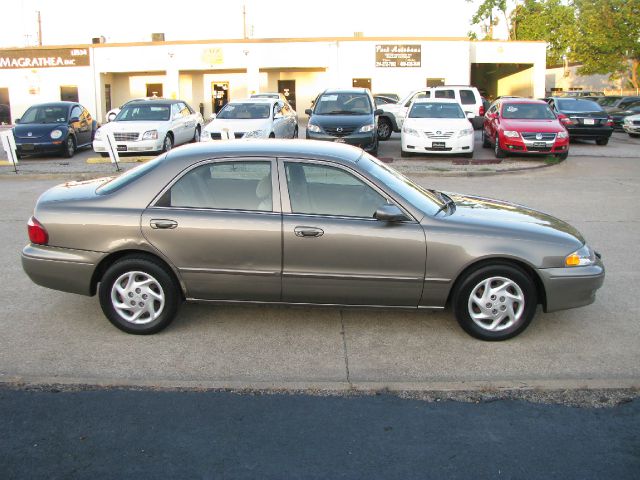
[22,144,34,151]
[333,138,345,143]
[583,118,595,125]
[533,142,546,148]
[117,145,128,151]
[432,142,446,149]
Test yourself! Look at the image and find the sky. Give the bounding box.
[1,0,485,48]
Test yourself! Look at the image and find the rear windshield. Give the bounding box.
[314,93,372,115]
[556,99,603,113]
[97,154,166,195]
[217,103,271,119]
[409,102,465,119]
[502,103,555,120]
[116,104,171,121]
[597,97,621,107]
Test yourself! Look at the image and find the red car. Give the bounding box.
[482,98,569,160]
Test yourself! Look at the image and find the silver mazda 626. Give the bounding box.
[22,140,604,340]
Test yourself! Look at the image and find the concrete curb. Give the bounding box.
[86,156,150,164]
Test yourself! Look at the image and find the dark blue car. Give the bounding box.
[13,101,96,158]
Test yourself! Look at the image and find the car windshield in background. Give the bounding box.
[251,94,278,99]
[597,97,621,107]
[217,103,271,119]
[409,102,465,119]
[116,104,170,121]
[20,106,68,124]
[557,99,604,113]
[314,93,372,115]
[502,103,555,120]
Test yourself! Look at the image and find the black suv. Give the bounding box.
[305,88,382,155]
[546,97,613,145]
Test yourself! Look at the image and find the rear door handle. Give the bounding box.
[294,226,324,238]
[150,219,178,229]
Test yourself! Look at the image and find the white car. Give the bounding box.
[401,99,475,158]
[93,99,203,155]
[201,98,298,141]
[104,96,164,123]
[623,113,640,138]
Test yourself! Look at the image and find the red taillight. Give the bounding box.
[558,113,574,126]
[28,216,48,245]
[479,105,485,117]
[606,117,614,127]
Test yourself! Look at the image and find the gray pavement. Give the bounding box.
[0,132,638,392]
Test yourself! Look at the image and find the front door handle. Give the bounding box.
[294,226,324,238]
[150,219,178,229]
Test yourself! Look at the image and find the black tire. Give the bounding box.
[62,136,76,158]
[596,137,609,146]
[99,152,109,158]
[162,134,173,153]
[377,118,392,141]
[494,136,506,158]
[463,152,474,159]
[400,149,412,158]
[98,256,181,335]
[630,133,640,138]
[452,263,537,341]
[556,152,568,160]
[482,130,491,148]
[269,132,275,138]
[192,126,201,143]
[292,126,299,139]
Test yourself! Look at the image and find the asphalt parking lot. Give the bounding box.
[0,130,638,391]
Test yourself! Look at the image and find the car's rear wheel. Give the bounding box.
[596,137,609,146]
[482,130,491,148]
[162,134,173,152]
[377,118,392,141]
[452,263,537,341]
[98,256,181,334]
[494,136,506,158]
[192,126,201,143]
[62,136,76,158]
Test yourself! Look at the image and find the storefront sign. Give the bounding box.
[202,48,224,66]
[375,44,421,68]
[0,48,90,69]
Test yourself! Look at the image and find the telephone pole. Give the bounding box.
[37,10,42,46]
[242,2,248,39]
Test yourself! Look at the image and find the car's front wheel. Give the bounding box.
[377,118,392,141]
[452,263,537,341]
[494,136,506,158]
[596,137,609,146]
[162,134,173,153]
[98,256,181,334]
[62,136,76,158]
[482,130,491,148]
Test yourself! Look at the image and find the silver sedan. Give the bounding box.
[22,140,604,340]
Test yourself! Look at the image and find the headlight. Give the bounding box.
[403,126,418,136]
[503,130,520,138]
[565,245,596,267]
[243,129,266,138]
[142,130,158,140]
[359,123,375,133]
[624,118,632,124]
[50,129,63,139]
[457,128,474,137]
[307,124,322,133]
[557,131,569,139]
[94,129,102,140]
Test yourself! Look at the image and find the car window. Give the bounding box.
[435,90,455,99]
[97,154,168,195]
[406,92,428,107]
[314,93,372,115]
[82,107,92,121]
[285,163,387,218]
[217,103,271,119]
[459,89,477,105]
[556,99,603,113]
[169,162,272,211]
[70,106,82,119]
[620,99,640,109]
[178,102,191,117]
[597,97,620,107]
[409,102,465,119]
[116,104,171,121]
[501,103,556,119]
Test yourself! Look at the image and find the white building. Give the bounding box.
[0,36,547,124]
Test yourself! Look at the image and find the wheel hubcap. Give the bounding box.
[468,276,524,332]
[379,122,390,137]
[111,271,165,325]
[67,138,74,154]
[165,138,172,151]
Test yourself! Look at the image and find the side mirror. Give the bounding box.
[305,109,313,116]
[69,117,80,123]
[374,108,383,116]
[209,113,217,120]
[14,118,20,124]
[466,112,475,119]
[107,113,116,122]
[374,204,408,222]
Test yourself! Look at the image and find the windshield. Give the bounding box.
[557,99,603,113]
[359,153,443,216]
[314,93,372,115]
[97,154,166,195]
[502,103,555,120]
[19,106,68,124]
[251,94,278,99]
[597,97,621,107]
[217,103,271,119]
[116,104,171,121]
[409,102,465,119]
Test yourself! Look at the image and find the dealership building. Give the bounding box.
[0,36,547,124]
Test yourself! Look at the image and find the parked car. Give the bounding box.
[201,98,297,140]
[105,96,164,123]
[374,93,400,102]
[305,88,381,155]
[401,99,474,158]
[546,97,614,145]
[482,98,570,159]
[606,101,640,130]
[597,96,640,112]
[12,101,96,158]
[21,140,604,341]
[622,113,640,137]
[378,86,484,141]
[249,93,297,117]
[374,95,398,106]
[93,99,203,155]
[556,90,604,97]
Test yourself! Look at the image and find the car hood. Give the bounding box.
[309,114,373,129]
[99,121,168,133]
[13,123,66,140]
[499,119,564,133]
[204,118,270,133]
[445,192,585,247]
[404,117,472,130]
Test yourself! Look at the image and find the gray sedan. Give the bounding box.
[22,140,604,340]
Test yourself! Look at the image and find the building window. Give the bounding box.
[104,84,112,112]
[426,78,445,87]
[352,78,372,90]
[60,86,79,102]
[146,83,163,97]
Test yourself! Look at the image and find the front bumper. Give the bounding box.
[306,131,377,152]
[15,139,65,155]
[623,124,640,134]
[500,137,569,155]
[402,133,474,154]
[566,126,613,139]
[93,138,163,153]
[22,244,103,296]
[538,258,605,313]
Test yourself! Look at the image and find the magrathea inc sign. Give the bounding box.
[0,48,90,69]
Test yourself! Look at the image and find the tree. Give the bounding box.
[572,0,640,90]
[467,0,513,40]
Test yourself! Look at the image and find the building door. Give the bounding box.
[146,83,163,97]
[278,80,296,111]
[212,82,229,114]
[60,86,79,102]
[352,78,372,90]
[0,88,10,125]
[104,84,112,112]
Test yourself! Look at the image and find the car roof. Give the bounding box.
[321,88,370,95]
[28,102,77,108]
[413,98,459,103]
[232,98,277,104]
[499,98,547,105]
[126,99,181,106]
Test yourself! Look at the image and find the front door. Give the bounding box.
[141,159,282,301]
[212,82,229,114]
[280,160,426,306]
[278,80,296,111]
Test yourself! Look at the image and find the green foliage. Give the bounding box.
[467,0,511,39]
